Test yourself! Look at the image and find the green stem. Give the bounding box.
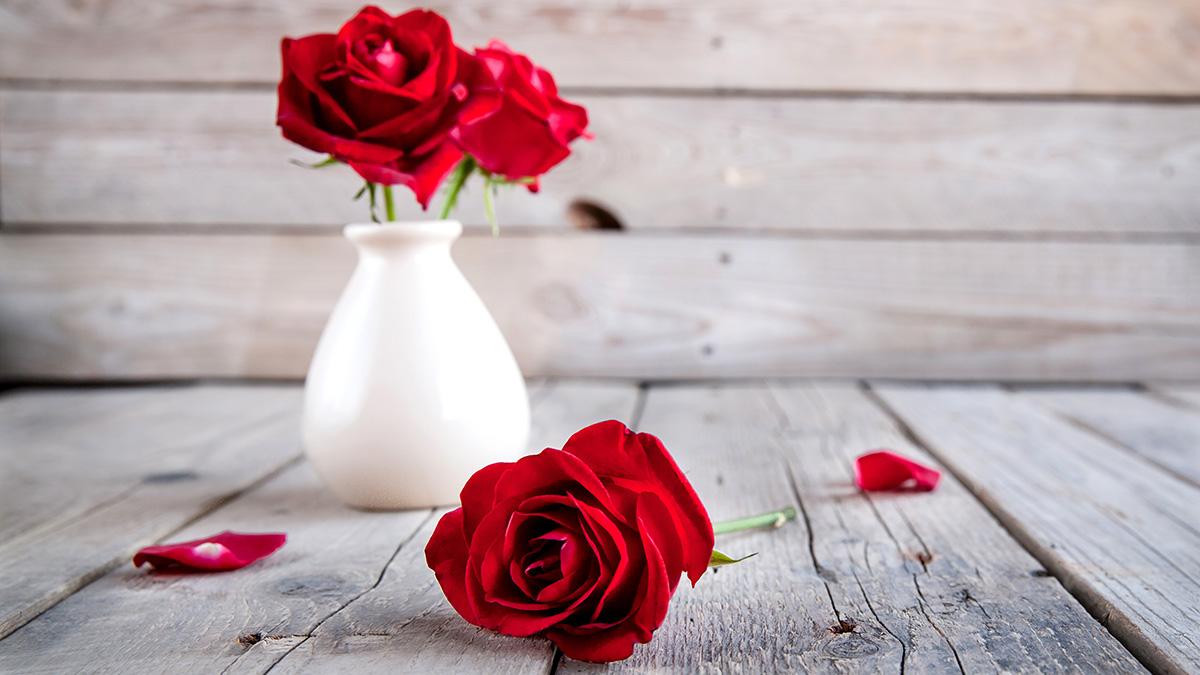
[482,174,498,236]
[713,506,797,535]
[438,157,476,220]
[382,184,396,223]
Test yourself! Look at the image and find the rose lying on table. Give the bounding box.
[425,420,782,663]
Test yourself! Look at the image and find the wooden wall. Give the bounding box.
[1,0,1198,381]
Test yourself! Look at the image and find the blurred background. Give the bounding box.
[1,0,1197,382]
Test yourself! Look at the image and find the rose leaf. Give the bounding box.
[710,549,757,568]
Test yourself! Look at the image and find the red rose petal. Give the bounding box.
[133,531,286,572]
[854,450,941,492]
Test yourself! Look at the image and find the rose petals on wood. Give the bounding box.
[133,531,286,572]
[854,450,941,492]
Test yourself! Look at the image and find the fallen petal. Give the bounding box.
[854,451,941,492]
[133,531,286,572]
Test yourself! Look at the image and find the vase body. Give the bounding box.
[303,221,530,509]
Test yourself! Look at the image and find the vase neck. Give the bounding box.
[344,221,462,255]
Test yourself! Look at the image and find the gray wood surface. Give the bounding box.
[5,89,1199,234]
[1150,385,1200,411]
[873,384,1200,675]
[1019,386,1200,487]
[562,383,1142,672]
[0,381,639,674]
[0,462,432,675]
[3,234,1198,382]
[0,385,302,640]
[4,0,1199,94]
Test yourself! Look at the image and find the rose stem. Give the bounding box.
[382,184,396,222]
[712,506,798,535]
[482,175,498,236]
[438,157,476,220]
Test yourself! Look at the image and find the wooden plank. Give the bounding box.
[2,233,1199,381]
[0,381,640,673]
[0,462,433,674]
[0,384,302,639]
[3,1,1200,94]
[4,89,1200,234]
[873,384,1200,674]
[1148,385,1200,410]
[561,383,1141,671]
[1019,386,1200,487]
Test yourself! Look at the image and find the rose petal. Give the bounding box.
[563,421,713,585]
[457,461,513,538]
[426,509,478,625]
[490,449,618,516]
[132,531,285,572]
[854,450,941,492]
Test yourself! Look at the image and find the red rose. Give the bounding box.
[277,6,492,207]
[425,420,713,663]
[451,40,590,188]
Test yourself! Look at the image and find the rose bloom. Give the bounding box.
[451,40,590,189]
[277,6,492,207]
[425,420,713,663]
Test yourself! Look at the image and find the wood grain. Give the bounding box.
[0,385,302,639]
[1149,385,1200,410]
[562,383,1141,671]
[2,233,1198,381]
[4,89,1199,234]
[1019,387,1200,487]
[3,0,1200,94]
[0,463,433,675]
[873,384,1200,674]
[0,381,639,673]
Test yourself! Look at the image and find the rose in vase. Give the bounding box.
[278,6,590,224]
[277,6,493,209]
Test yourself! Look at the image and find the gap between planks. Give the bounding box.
[5,222,1200,244]
[7,77,1200,104]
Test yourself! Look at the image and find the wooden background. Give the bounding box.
[1,0,1198,381]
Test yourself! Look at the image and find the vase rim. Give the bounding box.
[344,220,463,245]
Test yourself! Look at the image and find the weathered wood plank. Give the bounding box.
[0,462,432,675]
[261,381,640,673]
[3,233,1198,381]
[3,0,1200,94]
[0,381,639,673]
[1148,385,1200,410]
[873,384,1200,674]
[0,385,302,639]
[563,383,1141,671]
[4,89,1199,234]
[1019,386,1200,487]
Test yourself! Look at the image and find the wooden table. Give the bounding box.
[1,380,1198,673]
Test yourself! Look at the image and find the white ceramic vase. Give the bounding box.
[303,220,530,510]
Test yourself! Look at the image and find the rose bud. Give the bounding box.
[451,40,590,190]
[425,420,713,663]
[277,6,493,207]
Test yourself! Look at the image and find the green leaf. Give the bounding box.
[290,155,339,169]
[353,184,368,201]
[709,549,757,568]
